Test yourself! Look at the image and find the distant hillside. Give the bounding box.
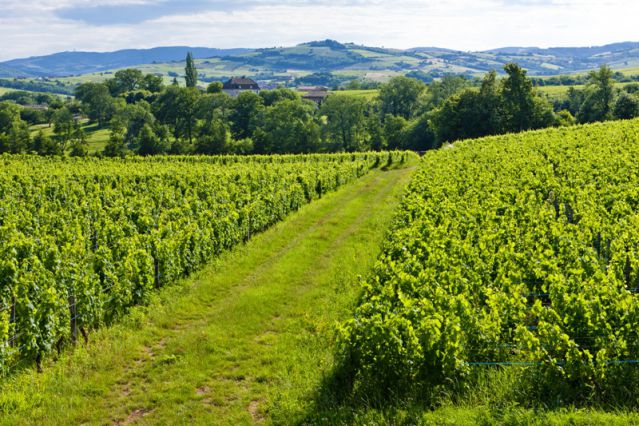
[1,40,639,82]
[484,42,639,72]
[0,64,22,78]
[0,47,253,78]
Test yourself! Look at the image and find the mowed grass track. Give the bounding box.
[0,165,415,425]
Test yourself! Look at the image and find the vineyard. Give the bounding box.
[0,151,408,372]
[342,119,639,405]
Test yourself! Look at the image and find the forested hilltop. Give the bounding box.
[1,56,638,157]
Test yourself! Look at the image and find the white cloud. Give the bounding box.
[0,0,637,61]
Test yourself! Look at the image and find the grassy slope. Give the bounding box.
[0,164,416,425]
[30,121,110,153]
[332,89,379,101]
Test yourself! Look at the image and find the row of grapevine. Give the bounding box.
[341,120,639,404]
[0,151,411,372]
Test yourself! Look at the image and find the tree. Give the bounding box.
[564,87,587,116]
[229,91,264,140]
[431,90,486,143]
[320,95,368,151]
[0,101,21,133]
[382,114,407,150]
[366,107,386,152]
[226,138,254,154]
[400,114,437,151]
[52,107,76,151]
[185,52,198,89]
[253,99,320,154]
[153,86,199,145]
[137,124,169,156]
[613,92,639,120]
[579,65,615,123]
[143,74,164,93]
[103,121,128,158]
[478,70,504,135]
[197,93,231,123]
[378,76,426,119]
[624,83,639,95]
[31,130,48,154]
[556,110,576,127]
[115,101,156,147]
[0,101,30,153]
[69,125,89,157]
[195,119,230,154]
[75,82,116,126]
[206,82,223,94]
[20,107,47,125]
[425,75,470,109]
[431,71,503,143]
[109,69,145,95]
[260,88,299,107]
[501,63,535,132]
[2,123,30,153]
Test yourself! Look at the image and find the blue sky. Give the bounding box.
[0,0,637,61]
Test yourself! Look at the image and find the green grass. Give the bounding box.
[332,89,379,100]
[81,122,111,152]
[537,84,584,97]
[0,87,47,96]
[620,66,639,75]
[30,121,110,153]
[0,164,416,425]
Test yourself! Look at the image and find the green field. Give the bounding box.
[30,121,110,153]
[537,84,584,97]
[332,89,379,100]
[620,66,639,75]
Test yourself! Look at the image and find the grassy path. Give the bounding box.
[0,165,415,425]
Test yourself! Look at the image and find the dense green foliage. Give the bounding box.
[429,66,556,143]
[0,151,409,372]
[3,60,637,159]
[341,120,639,406]
[553,66,639,124]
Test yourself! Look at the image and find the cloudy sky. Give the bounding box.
[1,0,637,61]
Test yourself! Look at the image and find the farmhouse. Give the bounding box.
[298,86,330,106]
[223,77,260,97]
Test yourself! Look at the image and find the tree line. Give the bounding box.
[1,54,638,157]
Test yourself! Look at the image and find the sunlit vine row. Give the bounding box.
[342,120,639,402]
[0,151,410,371]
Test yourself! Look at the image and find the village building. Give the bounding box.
[298,86,330,106]
[222,77,260,97]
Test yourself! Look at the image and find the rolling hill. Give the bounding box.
[0,46,253,78]
[1,40,639,84]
